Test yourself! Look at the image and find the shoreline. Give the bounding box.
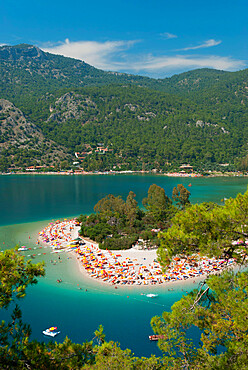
[74,252,209,291]
[2,171,247,177]
[38,219,237,289]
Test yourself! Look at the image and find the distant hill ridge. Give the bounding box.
[1,43,248,97]
[0,44,48,61]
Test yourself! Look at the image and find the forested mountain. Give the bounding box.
[36,85,244,172]
[0,44,248,172]
[2,44,248,99]
[0,44,154,103]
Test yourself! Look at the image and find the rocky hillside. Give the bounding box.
[0,99,71,171]
[47,92,98,124]
[0,44,48,61]
[0,99,44,147]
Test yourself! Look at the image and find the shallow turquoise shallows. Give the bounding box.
[0,174,247,357]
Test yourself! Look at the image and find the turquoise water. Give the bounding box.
[0,174,248,357]
[1,174,248,225]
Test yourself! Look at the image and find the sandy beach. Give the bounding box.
[38,219,237,288]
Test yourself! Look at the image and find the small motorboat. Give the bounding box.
[42,327,60,337]
[18,246,29,251]
[146,294,158,298]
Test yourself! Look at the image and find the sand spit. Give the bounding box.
[39,220,236,286]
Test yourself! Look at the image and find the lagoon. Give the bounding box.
[0,174,248,357]
[1,174,248,225]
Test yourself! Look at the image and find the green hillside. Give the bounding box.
[0,44,154,103]
[26,85,246,172]
[1,44,248,172]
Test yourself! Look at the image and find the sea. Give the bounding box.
[0,174,247,357]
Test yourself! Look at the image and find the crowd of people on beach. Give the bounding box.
[38,219,80,249]
[75,245,235,285]
[38,219,236,286]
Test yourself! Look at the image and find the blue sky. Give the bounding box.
[1,0,247,77]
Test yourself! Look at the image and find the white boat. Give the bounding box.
[42,327,60,337]
[18,246,29,251]
[146,294,158,298]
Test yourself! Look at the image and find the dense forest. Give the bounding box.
[1,44,248,172]
[78,184,189,250]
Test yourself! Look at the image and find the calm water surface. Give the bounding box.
[0,174,247,356]
[1,174,248,225]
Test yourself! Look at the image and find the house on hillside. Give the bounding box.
[179,164,193,173]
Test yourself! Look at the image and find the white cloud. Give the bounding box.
[179,39,222,51]
[42,38,138,70]
[160,32,178,39]
[127,55,245,73]
[40,38,246,77]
